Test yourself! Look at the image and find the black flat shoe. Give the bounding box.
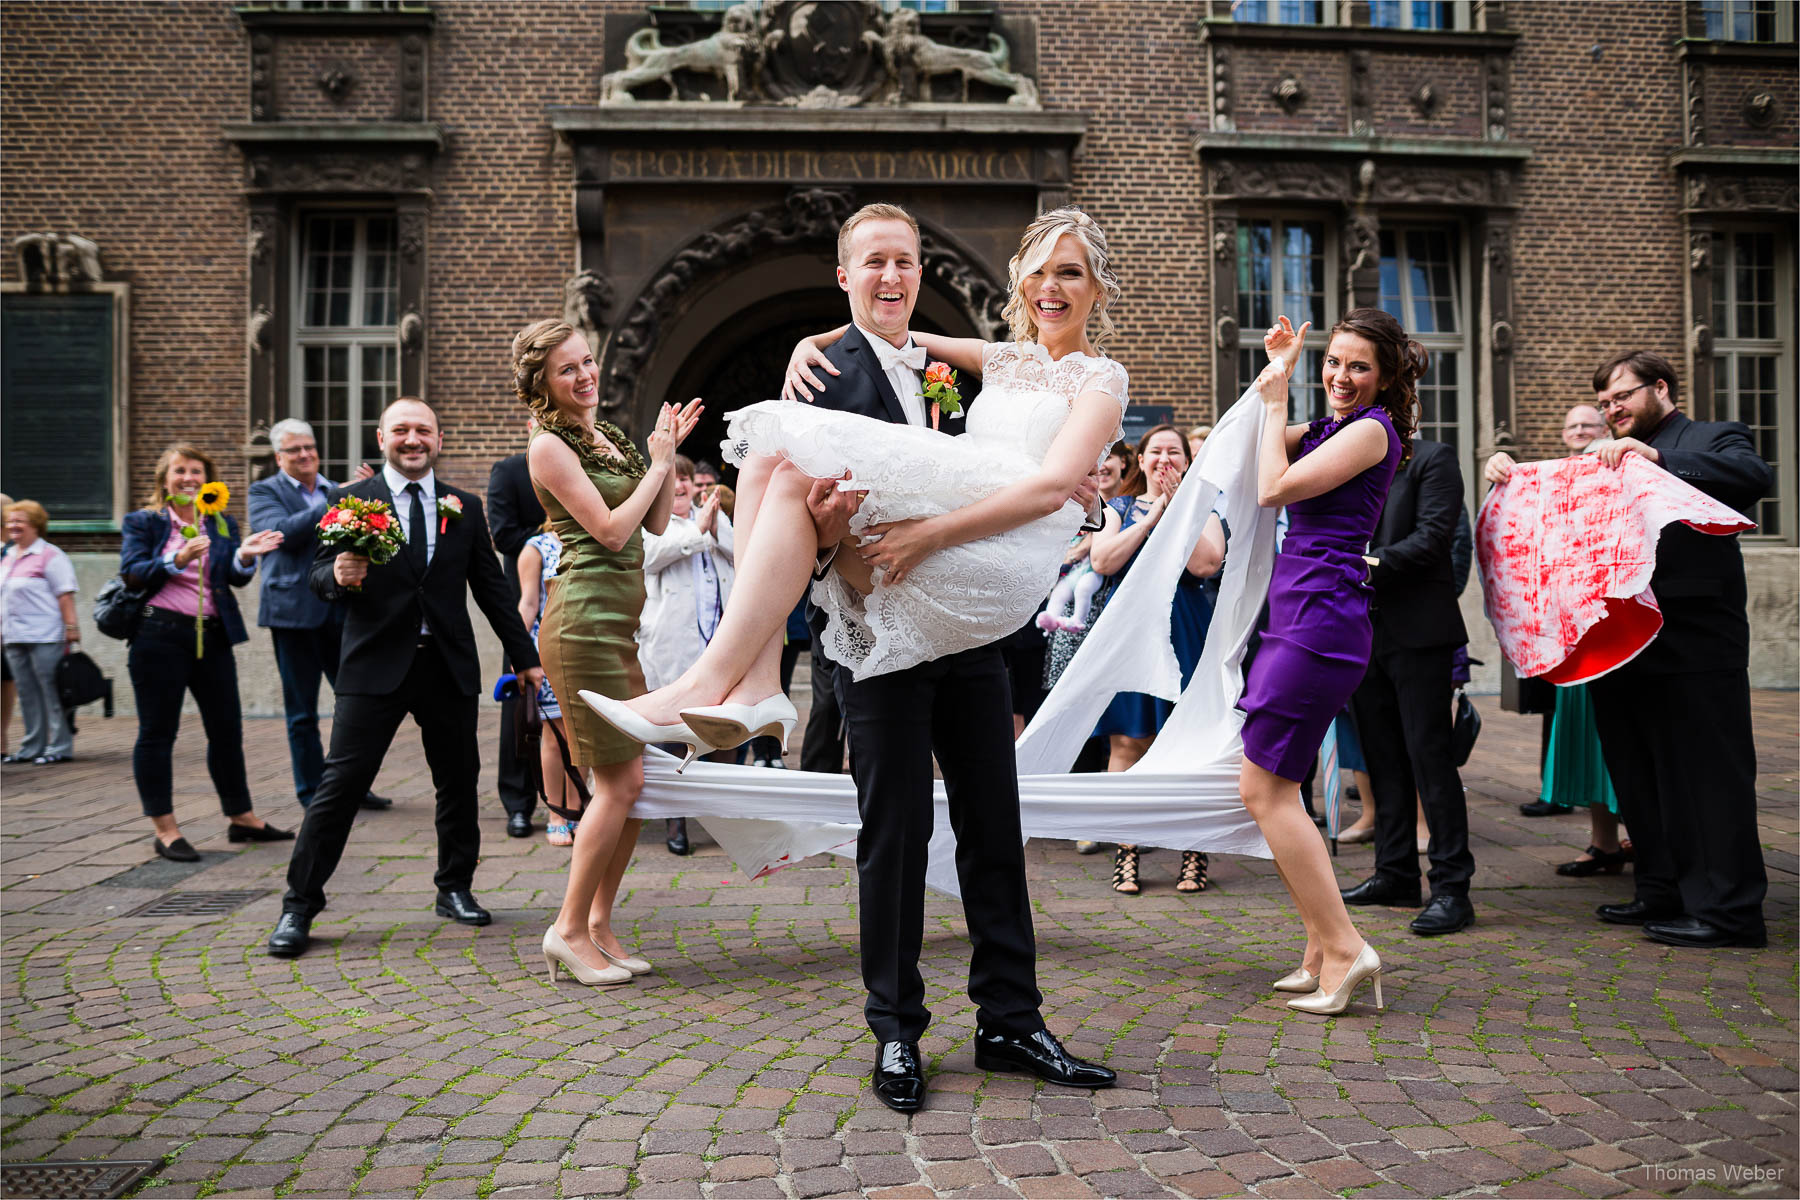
[359,793,393,810]
[1643,917,1766,949]
[665,818,690,856]
[1340,874,1422,908]
[974,1027,1115,1089]
[266,912,312,958]
[507,811,533,839]
[1410,894,1475,936]
[1518,800,1566,817]
[434,889,492,926]
[1556,845,1629,877]
[227,822,295,843]
[871,1040,925,1113]
[1597,898,1682,925]
[153,836,199,863]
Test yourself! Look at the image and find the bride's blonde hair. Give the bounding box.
[1001,207,1121,351]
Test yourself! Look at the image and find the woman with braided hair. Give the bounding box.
[517,318,702,987]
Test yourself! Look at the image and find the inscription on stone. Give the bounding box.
[607,146,1033,183]
[2,293,114,521]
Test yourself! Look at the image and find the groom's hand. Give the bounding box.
[806,473,863,551]
[1071,470,1103,532]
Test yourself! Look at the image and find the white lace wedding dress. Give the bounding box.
[724,339,1128,679]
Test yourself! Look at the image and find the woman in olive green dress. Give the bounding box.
[516,318,701,986]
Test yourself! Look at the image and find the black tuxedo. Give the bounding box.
[486,452,547,820]
[809,324,1042,1044]
[1587,412,1772,939]
[282,473,540,918]
[1349,439,1475,898]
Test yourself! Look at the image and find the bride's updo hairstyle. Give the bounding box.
[512,317,581,428]
[1331,306,1427,464]
[1003,207,1121,352]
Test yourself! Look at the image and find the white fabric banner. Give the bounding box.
[632,380,1279,895]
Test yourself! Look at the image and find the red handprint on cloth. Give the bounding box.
[1475,454,1752,685]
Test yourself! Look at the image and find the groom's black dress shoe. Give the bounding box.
[1340,874,1422,908]
[871,1041,926,1113]
[266,912,312,958]
[1409,894,1475,936]
[434,890,492,926]
[1596,899,1681,926]
[1643,917,1766,949]
[974,1027,1116,1089]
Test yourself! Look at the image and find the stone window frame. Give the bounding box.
[1368,1,1473,31]
[1378,222,1475,473]
[1231,213,1341,424]
[1708,225,1795,541]
[1696,0,1796,43]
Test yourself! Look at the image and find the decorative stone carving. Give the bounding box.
[1210,159,1350,202]
[398,309,424,355]
[250,34,275,121]
[1685,172,1800,213]
[1270,74,1307,116]
[564,269,615,332]
[1212,218,1237,265]
[1410,81,1443,120]
[1373,167,1491,206]
[1484,54,1509,141]
[1484,224,1512,273]
[398,34,427,121]
[1490,319,1514,355]
[1743,89,1777,128]
[1211,44,1235,132]
[600,2,1036,109]
[1215,311,1240,352]
[1692,320,1714,356]
[248,212,276,265]
[316,62,357,104]
[1344,212,1379,276]
[12,233,103,292]
[1348,51,1372,137]
[398,212,426,263]
[1685,61,1706,146]
[247,152,432,194]
[1690,230,1713,271]
[601,3,762,104]
[248,304,274,354]
[883,8,1038,107]
[602,190,997,413]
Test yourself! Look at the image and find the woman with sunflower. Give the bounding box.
[120,444,288,862]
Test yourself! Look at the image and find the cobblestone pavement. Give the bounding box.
[2,679,1794,1199]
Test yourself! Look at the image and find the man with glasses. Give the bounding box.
[1486,351,1772,948]
[250,420,389,814]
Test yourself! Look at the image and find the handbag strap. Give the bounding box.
[537,696,592,820]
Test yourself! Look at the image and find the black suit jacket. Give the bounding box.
[1630,411,1772,675]
[1368,438,1469,653]
[308,475,539,696]
[486,451,545,579]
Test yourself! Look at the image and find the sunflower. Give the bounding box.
[195,481,230,515]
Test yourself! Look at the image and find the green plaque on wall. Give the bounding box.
[2,292,115,522]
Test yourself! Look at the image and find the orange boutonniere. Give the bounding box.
[922,361,962,430]
[437,493,463,535]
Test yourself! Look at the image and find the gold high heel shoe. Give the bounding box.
[591,934,652,976]
[541,927,632,986]
[1287,943,1383,1015]
[1272,967,1319,993]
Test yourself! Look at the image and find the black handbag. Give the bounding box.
[55,651,113,717]
[93,574,150,641]
[1451,688,1481,767]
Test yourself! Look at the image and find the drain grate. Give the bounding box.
[2,1159,159,1198]
[120,890,268,919]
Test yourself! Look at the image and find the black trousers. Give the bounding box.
[270,620,343,808]
[495,649,535,820]
[1589,667,1765,939]
[1348,643,1474,897]
[800,647,845,774]
[283,640,480,917]
[127,615,252,820]
[840,643,1043,1043]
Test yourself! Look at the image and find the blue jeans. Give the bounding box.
[270,621,343,807]
[127,614,252,820]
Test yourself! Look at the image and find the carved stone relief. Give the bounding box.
[12,233,103,292]
[1743,89,1777,129]
[250,34,275,121]
[1692,320,1714,356]
[1685,61,1706,146]
[1372,166,1493,206]
[1483,54,1509,140]
[1344,212,1379,276]
[1490,318,1514,355]
[316,62,357,104]
[1349,50,1372,137]
[246,152,432,194]
[398,34,427,120]
[248,212,277,265]
[248,304,274,354]
[1210,159,1351,202]
[1211,44,1235,132]
[1690,230,1713,271]
[1270,74,1307,116]
[398,211,427,263]
[1410,81,1443,120]
[1484,223,1512,273]
[1212,217,1237,266]
[399,308,424,355]
[1685,172,1800,213]
[1215,310,1240,352]
[565,269,615,333]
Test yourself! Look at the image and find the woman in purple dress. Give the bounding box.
[1240,308,1425,1016]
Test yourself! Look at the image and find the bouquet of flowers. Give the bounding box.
[923,360,962,428]
[317,496,406,591]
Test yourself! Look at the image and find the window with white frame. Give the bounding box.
[292,214,398,484]
[1700,0,1795,41]
[1237,218,1336,422]
[1230,0,1331,25]
[1369,1,1469,30]
[1378,227,1469,458]
[1711,229,1793,539]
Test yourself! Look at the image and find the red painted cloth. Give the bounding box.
[1476,454,1753,685]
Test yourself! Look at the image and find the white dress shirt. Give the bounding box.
[855,323,927,427]
[384,463,437,634]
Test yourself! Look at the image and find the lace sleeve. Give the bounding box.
[981,340,1021,376]
[1079,359,1130,439]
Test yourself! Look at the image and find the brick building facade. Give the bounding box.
[3,0,1795,692]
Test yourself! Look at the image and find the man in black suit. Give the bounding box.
[1488,351,1772,948]
[1341,438,1477,935]
[266,398,543,957]
[486,434,547,839]
[792,203,1112,1112]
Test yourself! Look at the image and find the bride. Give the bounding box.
[587,208,1159,762]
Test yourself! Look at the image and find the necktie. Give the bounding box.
[872,338,928,372]
[405,482,428,573]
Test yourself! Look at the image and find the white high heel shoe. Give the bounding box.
[578,691,715,771]
[591,934,652,976]
[678,693,798,755]
[1272,967,1319,994]
[1287,943,1383,1015]
[542,927,631,986]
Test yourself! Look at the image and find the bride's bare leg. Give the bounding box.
[627,458,819,723]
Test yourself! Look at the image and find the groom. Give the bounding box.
[799,203,1113,1111]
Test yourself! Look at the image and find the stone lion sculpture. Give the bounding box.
[883,9,1038,108]
[601,4,762,104]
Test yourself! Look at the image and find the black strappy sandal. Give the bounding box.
[1556,844,1629,877]
[1112,844,1141,895]
[1176,850,1209,893]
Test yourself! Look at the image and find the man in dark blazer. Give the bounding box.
[249,419,390,814]
[486,435,546,839]
[1490,351,1772,948]
[1341,437,1477,935]
[266,397,543,957]
[790,203,1112,1112]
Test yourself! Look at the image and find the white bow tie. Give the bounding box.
[871,338,928,373]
